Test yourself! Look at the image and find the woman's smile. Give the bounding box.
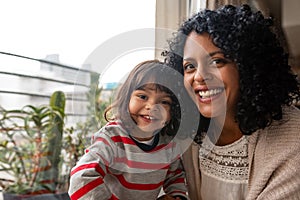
[183,32,239,118]
[196,87,225,103]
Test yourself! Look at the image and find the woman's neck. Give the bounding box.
[216,129,243,146]
[211,117,242,146]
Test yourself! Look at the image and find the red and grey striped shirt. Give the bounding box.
[68,121,188,200]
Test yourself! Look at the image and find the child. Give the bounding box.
[68,60,189,200]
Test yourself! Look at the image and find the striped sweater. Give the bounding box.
[68,121,188,200]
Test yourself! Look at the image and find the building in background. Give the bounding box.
[0,53,117,128]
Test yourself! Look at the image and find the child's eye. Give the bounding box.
[137,94,147,100]
[161,100,172,105]
[160,97,172,106]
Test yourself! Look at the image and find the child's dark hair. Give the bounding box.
[163,4,300,137]
[104,60,181,136]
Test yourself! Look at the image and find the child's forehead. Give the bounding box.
[141,83,159,90]
[137,83,170,93]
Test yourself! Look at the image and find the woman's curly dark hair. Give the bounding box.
[163,4,300,136]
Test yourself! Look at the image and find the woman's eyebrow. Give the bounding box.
[208,51,224,57]
[183,51,224,61]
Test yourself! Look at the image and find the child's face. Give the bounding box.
[128,84,172,139]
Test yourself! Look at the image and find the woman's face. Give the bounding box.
[183,32,239,119]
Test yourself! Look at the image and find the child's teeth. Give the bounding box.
[145,116,154,120]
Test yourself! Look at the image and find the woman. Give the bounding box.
[163,4,300,200]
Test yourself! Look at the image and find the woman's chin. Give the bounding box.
[199,107,226,118]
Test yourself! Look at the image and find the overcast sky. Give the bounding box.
[0,0,156,83]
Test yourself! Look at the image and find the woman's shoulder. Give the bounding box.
[275,105,300,130]
[248,106,300,199]
[282,105,300,121]
[256,105,300,148]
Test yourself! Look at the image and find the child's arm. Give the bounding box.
[162,158,189,200]
[68,133,115,200]
[157,194,185,200]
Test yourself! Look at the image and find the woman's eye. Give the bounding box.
[209,58,229,68]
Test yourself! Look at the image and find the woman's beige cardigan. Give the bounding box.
[182,106,300,200]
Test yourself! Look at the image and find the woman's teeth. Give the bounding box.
[199,88,223,98]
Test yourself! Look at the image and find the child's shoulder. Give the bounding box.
[159,133,175,145]
[95,121,127,137]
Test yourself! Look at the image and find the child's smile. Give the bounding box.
[128,84,172,137]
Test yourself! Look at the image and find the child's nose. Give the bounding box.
[145,102,159,111]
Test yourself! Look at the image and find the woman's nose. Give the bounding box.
[194,67,212,83]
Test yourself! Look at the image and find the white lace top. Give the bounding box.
[199,135,249,200]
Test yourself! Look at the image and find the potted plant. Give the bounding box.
[56,72,111,193]
[0,73,113,199]
[0,91,69,199]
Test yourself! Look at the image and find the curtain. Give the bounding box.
[206,0,251,10]
[155,0,189,60]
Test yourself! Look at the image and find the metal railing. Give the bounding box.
[0,51,98,117]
